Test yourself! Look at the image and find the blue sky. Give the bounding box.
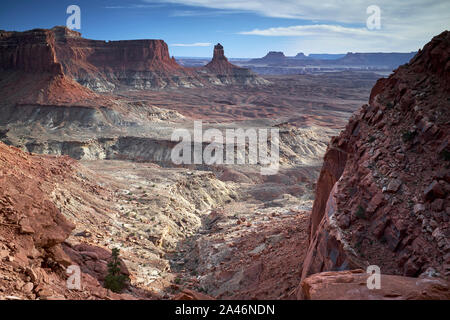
[1,0,449,58]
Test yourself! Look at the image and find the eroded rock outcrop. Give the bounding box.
[0,142,147,299]
[0,28,63,74]
[299,269,450,300]
[302,31,450,282]
[203,43,268,85]
[0,27,103,106]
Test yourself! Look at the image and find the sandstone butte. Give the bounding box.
[205,43,242,74]
[0,28,449,300]
[0,26,265,96]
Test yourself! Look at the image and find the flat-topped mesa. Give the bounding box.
[266,51,286,59]
[248,51,287,64]
[51,27,191,91]
[294,52,308,59]
[336,51,417,68]
[0,27,268,91]
[0,27,104,106]
[0,26,201,92]
[54,29,179,72]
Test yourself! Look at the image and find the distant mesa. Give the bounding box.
[0,27,267,93]
[247,49,418,70]
[336,51,417,67]
[294,52,309,59]
[308,53,346,60]
[249,51,287,64]
[294,53,345,60]
[265,51,286,59]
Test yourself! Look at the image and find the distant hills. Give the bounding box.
[248,51,417,70]
[308,53,346,60]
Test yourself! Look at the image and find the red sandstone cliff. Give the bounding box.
[50,26,199,91]
[302,31,450,281]
[1,27,266,92]
[0,28,63,74]
[0,27,106,106]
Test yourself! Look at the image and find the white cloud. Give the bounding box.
[150,0,450,24]
[105,4,165,9]
[239,24,377,37]
[170,9,245,16]
[171,42,212,47]
[149,0,450,53]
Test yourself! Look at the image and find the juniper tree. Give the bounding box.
[104,248,129,293]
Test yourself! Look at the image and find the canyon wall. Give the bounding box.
[0,28,109,106]
[302,31,450,280]
[0,28,63,75]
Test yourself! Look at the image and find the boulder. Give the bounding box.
[299,269,450,300]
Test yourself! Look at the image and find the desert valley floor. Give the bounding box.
[1,70,380,299]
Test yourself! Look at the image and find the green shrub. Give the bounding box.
[355,205,366,219]
[104,248,129,293]
[402,130,416,142]
[441,149,450,161]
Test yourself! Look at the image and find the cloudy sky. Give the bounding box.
[1,0,449,57]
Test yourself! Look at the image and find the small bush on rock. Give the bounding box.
[355,205,366,219]
[104,248,129,293]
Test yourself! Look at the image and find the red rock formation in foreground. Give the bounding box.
[302,31,450,282]
[0,142,144,299]
[299,269,450,300]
